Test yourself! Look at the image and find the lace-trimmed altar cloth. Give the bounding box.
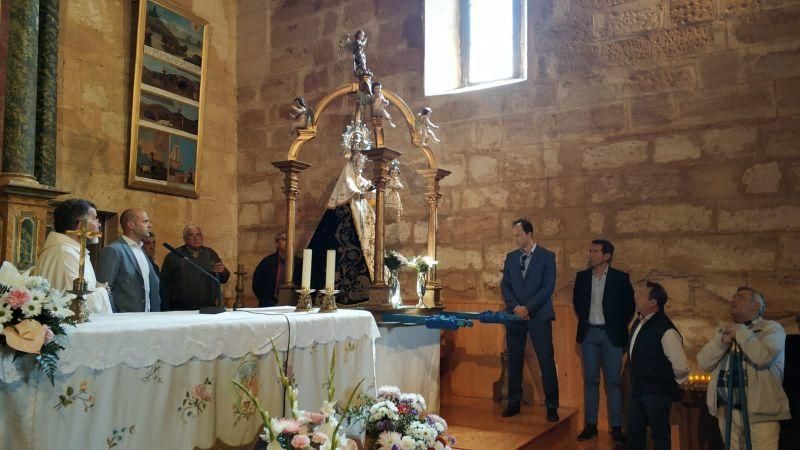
[0,307,380,382]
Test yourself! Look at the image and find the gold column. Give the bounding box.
[272,159,311,305]
[366,147,401,307]
[417,168,451,307]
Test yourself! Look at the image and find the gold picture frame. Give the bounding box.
[127,0,209,198]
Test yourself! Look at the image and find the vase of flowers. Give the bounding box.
[407,256,437,308]
[0,262,75,383]
[362,386,454,450]
[383,251,407,308]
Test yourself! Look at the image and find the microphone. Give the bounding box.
[162,243,226,314]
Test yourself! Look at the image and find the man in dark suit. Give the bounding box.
[98,208,161,312]
[501,218,559,421]
[572,239,634,443]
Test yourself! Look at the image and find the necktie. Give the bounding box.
[520,252,529,274]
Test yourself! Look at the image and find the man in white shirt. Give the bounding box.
[697,287,790,450]
[626,281,689,450]
[32,199,113,314]
[98,209,160,312]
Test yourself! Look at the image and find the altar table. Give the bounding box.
[0,307,379,450]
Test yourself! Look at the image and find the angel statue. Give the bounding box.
[288,97,314,134]
[415,107,441,145]
[338,30,372,78]
[385,159,404,219]
[371,82,396,128]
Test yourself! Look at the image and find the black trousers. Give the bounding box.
[626,390,673,450]
[505,319,559,410]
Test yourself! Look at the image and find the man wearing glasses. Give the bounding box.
[500,218,559,422]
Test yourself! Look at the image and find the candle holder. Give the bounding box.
[67,277,91,324]
[294,288,316,312]
[318,288,340,313]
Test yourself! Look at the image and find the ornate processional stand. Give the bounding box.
[273,31,450,312]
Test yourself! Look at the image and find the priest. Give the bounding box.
[32,199,113,314]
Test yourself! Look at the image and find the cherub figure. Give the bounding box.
[371,82,396,128]
[338,30,372,78]
[288,97,314,133]
[415,107,441,144]
[385,159,404,218]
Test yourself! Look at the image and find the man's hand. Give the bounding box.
[212,261,226,274]
[513,305,530,320]
[721,330,733,345]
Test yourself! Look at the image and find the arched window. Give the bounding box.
[425,0,526,95]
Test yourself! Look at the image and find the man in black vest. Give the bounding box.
[573,239,634,443]
[626,281,689,450]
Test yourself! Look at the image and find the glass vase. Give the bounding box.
[388,269,402,308]
[416,270,427,308]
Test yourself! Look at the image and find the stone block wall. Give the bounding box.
[237,0,800,356]
[57,0,239,296]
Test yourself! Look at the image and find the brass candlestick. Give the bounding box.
[234,264,247,310]
[65,219,102,323]
[294,288,315,312]
[318,288,339,313]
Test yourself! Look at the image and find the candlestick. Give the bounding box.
[325,250,336,290]
[301,249,312,289]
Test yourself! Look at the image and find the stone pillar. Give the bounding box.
[366,147,401,307]
[418,168,451,307]
[35,0,58,186]
[272,160,311,305]
[1,0,39,185]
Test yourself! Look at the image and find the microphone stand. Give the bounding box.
[163,243,225,314]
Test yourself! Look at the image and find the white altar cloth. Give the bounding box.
[0,307,380,450]
[375,325,441,412]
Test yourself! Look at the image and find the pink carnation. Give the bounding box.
[43,325,55,343]
[6,287,32,309]
[303,411,326,424]
[278,418,303,434]
[291,434,311,448]
[311,432,328,444]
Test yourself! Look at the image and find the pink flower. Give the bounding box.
[193,384,213,401]
[43,324,54,343]
[311,432,328,444]
[278,418,303,434]
[303,411,326,424]
[290,434,310,448]
[5,287,32,309]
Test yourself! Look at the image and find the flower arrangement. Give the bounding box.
[233,341,364,450]
[364,386,454,450]
[0,261,74,382]
[384,251,408,272]
[405,256,437,275]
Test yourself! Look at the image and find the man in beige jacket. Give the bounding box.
[697,287,790,450]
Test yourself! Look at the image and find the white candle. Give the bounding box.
[325,249,336,290]
[301,249,312,290]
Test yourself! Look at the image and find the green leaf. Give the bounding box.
[66,386,74,396]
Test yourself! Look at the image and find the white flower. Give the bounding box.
[320,400,336,416]
[398,436,417,450]
[0,303,12,325]
[21,299,43,318]
[407,422,436,447]
[400,393,426,412]
[266,440,282,450]
[377,431,402,449]
[29,290,47,306]
[24,276,50,292]
[0,261,24,288]
[369,401,399,422]
[271,418,286,434]
[377,385,401,401]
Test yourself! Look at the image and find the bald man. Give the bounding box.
[98,208,161,312]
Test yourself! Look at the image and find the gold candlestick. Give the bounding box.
[65,219,102,323]
[294,288,316,312]
[234,264,247,310]
[318,288,339,313]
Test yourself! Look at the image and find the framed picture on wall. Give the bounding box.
[127,0,208,198]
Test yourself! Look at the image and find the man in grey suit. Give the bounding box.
[98,208,160,312]
[501,218,559,421]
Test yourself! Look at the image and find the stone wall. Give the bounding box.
[58,0,238,295]
[237,0,800,356]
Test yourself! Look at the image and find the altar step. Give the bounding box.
[440,395,600,450]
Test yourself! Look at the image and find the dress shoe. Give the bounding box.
[611,427,625,444]
[577,424,598,441]
[546,408,559,422]
[501,404,520,417]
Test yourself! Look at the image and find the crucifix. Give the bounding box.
[65,219,102,323]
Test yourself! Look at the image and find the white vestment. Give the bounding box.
[32,231,113,314]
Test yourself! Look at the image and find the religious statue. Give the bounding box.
[341,120,372,158]
[339,30,372,78]
[371,82,396,128]
[289,97,314,133]
[385,159,403,219]
[415,107,441,145]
